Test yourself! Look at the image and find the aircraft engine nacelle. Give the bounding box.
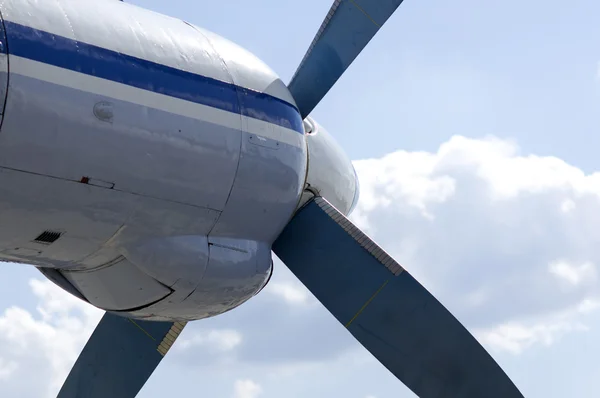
[300,116,360,216]
[39,236,273,322]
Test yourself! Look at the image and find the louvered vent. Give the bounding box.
[34,230,62,244]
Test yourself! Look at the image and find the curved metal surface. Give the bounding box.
[0,0,305,215]
[0,0,308,320]
[302,116,358,216]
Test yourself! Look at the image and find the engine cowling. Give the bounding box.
[39,236,273,322]
[298,116,360,216]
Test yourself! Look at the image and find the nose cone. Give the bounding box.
[303,116,358,216]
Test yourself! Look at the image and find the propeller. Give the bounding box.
[288,0,405,118]
[282,1,522,395]
[273,197,524,397]
[57,313,186,398]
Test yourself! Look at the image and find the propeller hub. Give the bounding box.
[300,116,359,216]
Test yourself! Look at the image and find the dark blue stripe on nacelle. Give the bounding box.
[3,20,304,134]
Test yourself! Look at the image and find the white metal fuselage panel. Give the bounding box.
[0,0,307,321]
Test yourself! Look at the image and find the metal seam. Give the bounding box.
[345,279,389,327]
[128,319,156,341]
[348,0,381,27]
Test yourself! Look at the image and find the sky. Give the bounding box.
[2,0,600,397]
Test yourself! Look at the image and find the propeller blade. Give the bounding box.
[57,312,186,398]
[273,197,524,398]
[288,0,405,118]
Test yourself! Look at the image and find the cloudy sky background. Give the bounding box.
[2,0,600,397]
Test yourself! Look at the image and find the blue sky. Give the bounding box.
[2,0,600,397]
[127,0,600,172]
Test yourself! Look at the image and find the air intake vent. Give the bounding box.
[34,230,62,244]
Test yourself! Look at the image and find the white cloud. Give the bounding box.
[0,279,102,398]
[351,135,600,353]
[476,293,600,355]
[435,136,600,200]
[478,319,587,355]
[233,379,262,398]
[177,329,242,351]
[561,199,576,213]
[265,281,311,305]
[577,298,600,313]
[0,357,17,380]
[352,149,455,222]
[549,260,597,286]
[353,135,600,216]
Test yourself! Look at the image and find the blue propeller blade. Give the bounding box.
[287,0,405,118]
[57,312,186,398]
[273,197,524,398]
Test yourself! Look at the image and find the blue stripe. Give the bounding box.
[3,21,304,134]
